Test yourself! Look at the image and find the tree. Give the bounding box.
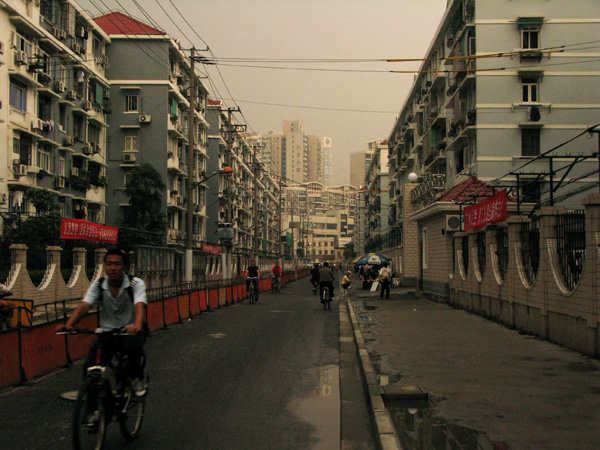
[119,163,167,249]
[24,188,59,215]
[343,241,356,259]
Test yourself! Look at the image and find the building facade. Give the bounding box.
[384,0,600,290]
[2,0,110,227]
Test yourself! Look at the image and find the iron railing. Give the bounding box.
[520,216,540,286]
[495,227,509,280]
[476,231,486,276]
[555,210,585,291]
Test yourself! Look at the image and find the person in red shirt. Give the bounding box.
[271,261,282,293]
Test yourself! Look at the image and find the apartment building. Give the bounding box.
[283,181,356,260]
[307,134,322,183]
[385,0,600,290]
[363,140,390,249]
[349,145,374,189]
[1,0,110,226]
[92,11,212,248]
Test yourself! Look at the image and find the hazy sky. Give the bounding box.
[78,0,448,185]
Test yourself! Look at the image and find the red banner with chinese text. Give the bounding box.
[463,190,508,231]
[60,219,119,243]
[201,244,222,255]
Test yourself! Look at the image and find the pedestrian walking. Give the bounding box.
[378,262,391,299]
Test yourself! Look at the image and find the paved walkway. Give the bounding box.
[346,286,600,450]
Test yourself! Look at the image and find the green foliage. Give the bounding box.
[343,241,356,259]
[24,188,59,215]
[119,163,167,249]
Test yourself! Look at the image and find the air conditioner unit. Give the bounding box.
[139,114,151,123]
[91,142,100,154]
[54,80,66,93]
[103,89,110,99]
[82,143,92,154]
[71,167,79,177]
[32,118,44,131]
[17,165,28,176]
[66,89,77,100]
[63,135,75,146]
[124,153,137,163]
[445,215,462,232]
[72,43,81,54]
[83,100,92,110]
[15,50,28,65]
[55,177,65,188]
[177,197,184,206]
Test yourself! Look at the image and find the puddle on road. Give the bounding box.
[288,364,340,450]
[387,399,508,450]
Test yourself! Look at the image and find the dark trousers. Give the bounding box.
[380,280,390,299]
[246,277,259,297]
[320,281,335,299]
[84,334,146,380]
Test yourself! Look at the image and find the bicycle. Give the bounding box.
[57,327,147,450]
[310,279,319,295]
[271,275,280,293]
[247,277,258,304]
[321,286,331,310]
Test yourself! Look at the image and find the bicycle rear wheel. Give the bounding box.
[249,286,255,304]
[323,289,330,310]
[73,378,108,450]
[118,380,146,440]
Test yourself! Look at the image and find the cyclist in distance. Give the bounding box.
[246,260,260,302]
[310,263,320,292]
[318,262,335,302]
[271,261,282,292]
[56,248,148,396]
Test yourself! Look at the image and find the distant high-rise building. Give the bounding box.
[307,135,322,183]
[320,137,332,186]
[282,120,308,183]
[349,141,377,188]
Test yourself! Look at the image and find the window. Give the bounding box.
[59,156,66,177]
[37,145,52,172]
[521,25,539,50]
[125,95,138,112]
[521,78,539,103]
[125,135,138,151]
[521,128,540,157]
[10,79,27,111]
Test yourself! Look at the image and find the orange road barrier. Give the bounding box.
[208,289,219,310]
[178,294,190,320]
[21,324,68,381]
[163,296,180,326]
[0,330,21,388]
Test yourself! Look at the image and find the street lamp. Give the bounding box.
[185,165,233,283]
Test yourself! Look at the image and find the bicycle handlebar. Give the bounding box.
[56,327,128,336]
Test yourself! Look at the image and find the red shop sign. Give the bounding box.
[201,244,222,255]
[60,218,119,244]
[463,190,508,231]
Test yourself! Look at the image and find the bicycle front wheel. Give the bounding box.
[73,378,108,450]
[118,380,146,440]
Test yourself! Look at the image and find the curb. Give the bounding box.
[345,297,401,450]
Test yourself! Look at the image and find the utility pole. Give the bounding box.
[223,107,240,280]
[253,145,260,260]
[185,48,196,284]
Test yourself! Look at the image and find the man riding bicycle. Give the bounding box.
[318,262,335,302]
[271,261,282,292]
[310,263,320,293]
[246,260,260,302]
[56,248,148,396]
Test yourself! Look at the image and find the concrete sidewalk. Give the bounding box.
[346,286,600,450]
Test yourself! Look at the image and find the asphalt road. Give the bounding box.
[0,281,350,450]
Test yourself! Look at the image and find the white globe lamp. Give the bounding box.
[408,172,419,182]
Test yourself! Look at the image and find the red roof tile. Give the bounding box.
[94,12,165,36]
[436,177,499,204]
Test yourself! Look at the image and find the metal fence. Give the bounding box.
[555,210,586,291]
[495,227,509,280]
[520,216,540,286]
[476,231,486,276]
